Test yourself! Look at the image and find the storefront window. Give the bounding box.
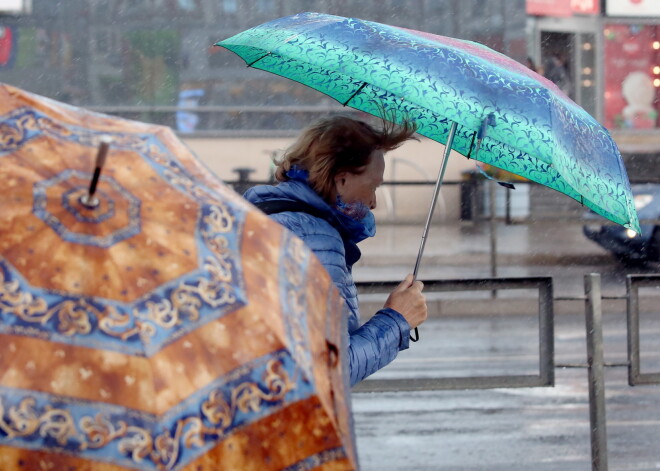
[538,30,596,119]
[604,24,659,129]
[540,31,574,99]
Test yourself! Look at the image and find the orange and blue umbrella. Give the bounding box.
[0,83,357,471]
[216,12,640,234]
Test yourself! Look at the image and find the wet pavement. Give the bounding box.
[350,219,660,470]
[352,301,660,471]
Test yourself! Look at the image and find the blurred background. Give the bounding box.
[4,6,660,470]
[0,1,527,124]
[2,0,660,241]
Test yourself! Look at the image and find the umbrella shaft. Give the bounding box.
[81,139,111,208]
[88,167,102,197]
[413,121,458,279]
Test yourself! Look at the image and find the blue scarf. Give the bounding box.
[286,166,376,241]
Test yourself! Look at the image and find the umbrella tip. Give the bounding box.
[95,136,112,169]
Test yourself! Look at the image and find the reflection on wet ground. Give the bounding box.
[354,314,660,471]
[353,222,660,470]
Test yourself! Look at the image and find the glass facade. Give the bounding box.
[0,0,527,133]
[603,23,659,129]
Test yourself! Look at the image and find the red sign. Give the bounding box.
[570,0,600,15]
[527,0,572,17]
[603,24,659,129]
[526,0,599,16]
[0,26,14,68]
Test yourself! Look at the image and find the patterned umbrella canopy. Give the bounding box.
[0,83,357,471]
[216,12,640,233]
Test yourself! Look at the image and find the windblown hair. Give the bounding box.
[274,115,417,201]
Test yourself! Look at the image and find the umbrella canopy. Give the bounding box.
[0,83,357,471]
[216,12,640,234]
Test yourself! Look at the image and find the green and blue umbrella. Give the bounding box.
[217,12,639,235]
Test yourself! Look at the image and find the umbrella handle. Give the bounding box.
[410,121,459,343]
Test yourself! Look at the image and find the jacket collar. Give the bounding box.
[246,179,376,244]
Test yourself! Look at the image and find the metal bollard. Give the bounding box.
[232,167,256,195]
[585,273,608,471]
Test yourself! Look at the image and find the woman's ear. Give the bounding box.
[334,171,348,193]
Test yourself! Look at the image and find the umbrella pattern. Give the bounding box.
[216,12,640,233]
[0,83,357,470]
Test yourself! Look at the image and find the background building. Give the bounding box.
[0,0,528,135]
[10,1,652,222]
[527,0,660,182]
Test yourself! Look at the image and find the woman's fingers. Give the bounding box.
[383,275,428,329]
[393,273,415,292]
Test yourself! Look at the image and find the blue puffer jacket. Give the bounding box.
[244,179,410,386]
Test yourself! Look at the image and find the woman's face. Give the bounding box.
[333,149,385,211]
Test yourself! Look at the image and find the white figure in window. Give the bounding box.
[622,71,657,129]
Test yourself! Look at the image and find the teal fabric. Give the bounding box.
[217,12,640,233]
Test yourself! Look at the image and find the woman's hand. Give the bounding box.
[383,274,428,329]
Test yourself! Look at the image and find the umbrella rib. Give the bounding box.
[247,51,272,67]
[465,130,477,159]
[342,82,367,107]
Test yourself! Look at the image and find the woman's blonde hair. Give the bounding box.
[274,115,417,201]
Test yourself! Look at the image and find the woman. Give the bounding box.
[244,115,428,386]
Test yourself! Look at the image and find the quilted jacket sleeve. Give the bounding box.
[347,307,410,386]
[270,211,410,386]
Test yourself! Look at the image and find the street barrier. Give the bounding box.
[353,277,555,392]
[626,274,660,386]
[585,273,608,471]
[354,273,660,471]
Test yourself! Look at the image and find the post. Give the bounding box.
[390,157,397,221]
[626,275,640,385]
[232,167,256,195]
[538,278,555,386]
[505,186,512,224]
[489,180,498,298]
[584,273,608,471]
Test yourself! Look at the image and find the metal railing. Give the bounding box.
[626,274,660,386]
[353,277,555,392]
[352,273,660,471]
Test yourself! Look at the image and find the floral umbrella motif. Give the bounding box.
[216,12,640,233]
[0,83,357,471]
